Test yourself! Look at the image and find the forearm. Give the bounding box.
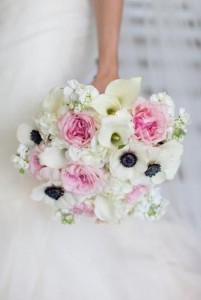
[92,0,124,76]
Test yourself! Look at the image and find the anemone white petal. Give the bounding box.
[105,77,142,109]
[17,123,34,146]
[31,183,48,201]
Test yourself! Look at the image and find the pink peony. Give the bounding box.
[70,202,95,217]
[126,185,150,204]
[58,111,96,147]
[28,146,44,178]
[61,164,104,195]
[132,99,169,145]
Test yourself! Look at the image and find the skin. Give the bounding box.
[91,0,124,93]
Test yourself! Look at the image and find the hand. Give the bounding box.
[91,70,119,93]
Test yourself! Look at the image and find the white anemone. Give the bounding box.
[39,146,66,169]
[31,184,76,210]
[41,87,64,114]
[142,140,183,184]
[98,109,133,149]
[94,194,126,223]
[109,141,147,182]
[105,77,142,109]
[17,123,42,147]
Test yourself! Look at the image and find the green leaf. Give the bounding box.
[118,144,126,149]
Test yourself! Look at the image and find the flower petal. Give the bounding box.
[41,87,64,113]
[89,94,121,116]
[105,77,142,109]
[17,123,34,146]
[39,146,67,169]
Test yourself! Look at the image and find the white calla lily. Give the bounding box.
[39,146,66,169]
[94,194,126,223]
[89,94,121,116]
[98,109,133,148]
[105,77,142,109]
[41,87,64,114]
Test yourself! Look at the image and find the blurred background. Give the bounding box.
[119,0,201,232]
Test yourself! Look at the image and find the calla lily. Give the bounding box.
[41,87,64,114]
[39,146,66,169]
[89,94,121,116]
[105,77,142,109]
[98,109,133,148]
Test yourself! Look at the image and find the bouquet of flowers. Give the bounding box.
[12,78,189,224]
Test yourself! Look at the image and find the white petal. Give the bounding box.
[98,109,132,148]
[94,194,125,223]
[38,167,61,182]
[89,94,121,116]
[17,123,34,146]
[39,146,67,169]
[105,77,142,109]
[31,184,47,201]
[41,87,64,113]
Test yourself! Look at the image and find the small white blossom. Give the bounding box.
[133,188,169,220]
[12,144,30,174]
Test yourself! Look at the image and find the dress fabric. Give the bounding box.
[0,1,201,300]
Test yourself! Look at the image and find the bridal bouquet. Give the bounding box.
[12,78,189,224]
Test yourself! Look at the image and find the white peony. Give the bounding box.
[105,77,142,109]
[94,194,126,223]
[98,109,133,149]
[39,146,67,169]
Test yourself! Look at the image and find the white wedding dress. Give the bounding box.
[0,1,200,299]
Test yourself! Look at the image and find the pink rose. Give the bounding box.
[58,111,96,147]
[132,99,169,145]
[70,202,94,217]
[28,146,44,178]
[61,164,104,195]
[126,185,150,204]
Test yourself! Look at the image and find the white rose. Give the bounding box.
[41,87,64,114]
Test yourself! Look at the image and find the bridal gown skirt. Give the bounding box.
[0,1,201,299]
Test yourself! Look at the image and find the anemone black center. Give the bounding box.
[45,186,64,200]
[145,163,161,177]
[120,152,137,168]
[30,130,42,145]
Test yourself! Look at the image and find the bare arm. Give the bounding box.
[92,0,124,92]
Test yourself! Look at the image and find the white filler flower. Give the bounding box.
[133,187,169,221]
